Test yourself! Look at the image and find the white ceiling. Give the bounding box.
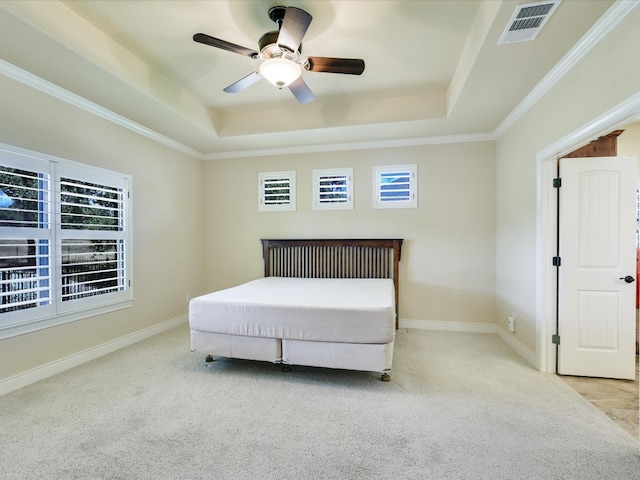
[0,0,619,158]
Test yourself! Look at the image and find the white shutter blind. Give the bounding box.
[0,166,51,229]
[373,164,418,209]
[0,159,53,315]
[0,239,51,313]
[259,171,296,212]
[313,168,353,210]
[0,143,132,337]
[60,177,124,231]
[60,238,125,302]
[56,164,128,307]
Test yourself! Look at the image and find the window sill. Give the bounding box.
[0,299,134,340]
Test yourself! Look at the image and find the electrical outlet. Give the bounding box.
[508,313,516,332]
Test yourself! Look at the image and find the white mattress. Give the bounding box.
[189,277,396,344]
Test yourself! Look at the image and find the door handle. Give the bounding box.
[619,275,635,283]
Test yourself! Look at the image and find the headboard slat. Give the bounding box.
[261,239,403,328]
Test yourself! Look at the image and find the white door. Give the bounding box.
[558,156,637,379]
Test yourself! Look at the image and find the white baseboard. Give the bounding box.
[496,326,537,368]
[400,319,537,368]
[399,319,497,334]
[1,316,539,397]
[0,315,187,397]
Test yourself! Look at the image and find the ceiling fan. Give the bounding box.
[193,5,365,104]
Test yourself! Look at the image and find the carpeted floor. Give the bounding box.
[0,325,638,479]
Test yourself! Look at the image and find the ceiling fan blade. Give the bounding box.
[288,76,315,104]
[193,33,258,58]
[223,72,263,93]
[306,57,365,75]
[277,7,312,53]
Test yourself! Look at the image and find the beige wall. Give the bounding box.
[618,123,640,159]
[495,6,640,354]
[0,74,204,381]
[0,75,497,385]
[3,1,637,387]
[203,142,497,327]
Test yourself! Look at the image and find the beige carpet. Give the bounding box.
[0,325,638,479]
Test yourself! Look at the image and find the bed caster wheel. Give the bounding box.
[205,355,215,363]
[381,373,391,382]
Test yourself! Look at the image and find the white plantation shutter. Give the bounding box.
[59,177,124,232]
[55,163,129,312]
[259,171,296,212]
[0,166,51,229]
[373,164,418,209]
[0,154,53,318]
[313,168,353,210]
[0,143,132,336]
[0,239,52,314]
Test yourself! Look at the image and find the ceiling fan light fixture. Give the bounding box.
[259,57,302,88]
[194,6,363,103]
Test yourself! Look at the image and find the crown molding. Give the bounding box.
[202,132,496,160]
[537,90,640,162]
[0,59,204,160]
[494,0,639,138]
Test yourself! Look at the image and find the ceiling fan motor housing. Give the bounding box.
[258,30,301,60]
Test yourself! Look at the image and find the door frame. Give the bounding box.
[537,92,640,374]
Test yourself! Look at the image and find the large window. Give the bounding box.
[0,144,132,338]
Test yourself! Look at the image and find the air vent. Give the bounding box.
[498,1,561,44]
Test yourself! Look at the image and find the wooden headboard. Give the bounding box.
[260,239,403,327]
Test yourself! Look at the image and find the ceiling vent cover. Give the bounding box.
[498,0,561,44]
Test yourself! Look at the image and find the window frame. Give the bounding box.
[258,171,296,212]
[312,167,354,211]
[373,164,418,209]
[0,143,133,340]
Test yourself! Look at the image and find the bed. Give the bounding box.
[189,238,403,381]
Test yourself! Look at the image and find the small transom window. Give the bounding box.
[373,164,418,209]
[312,168,353,210]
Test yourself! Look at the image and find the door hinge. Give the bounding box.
[552,256,561,266]
[552,334,560,345]
[553,178,561,188]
